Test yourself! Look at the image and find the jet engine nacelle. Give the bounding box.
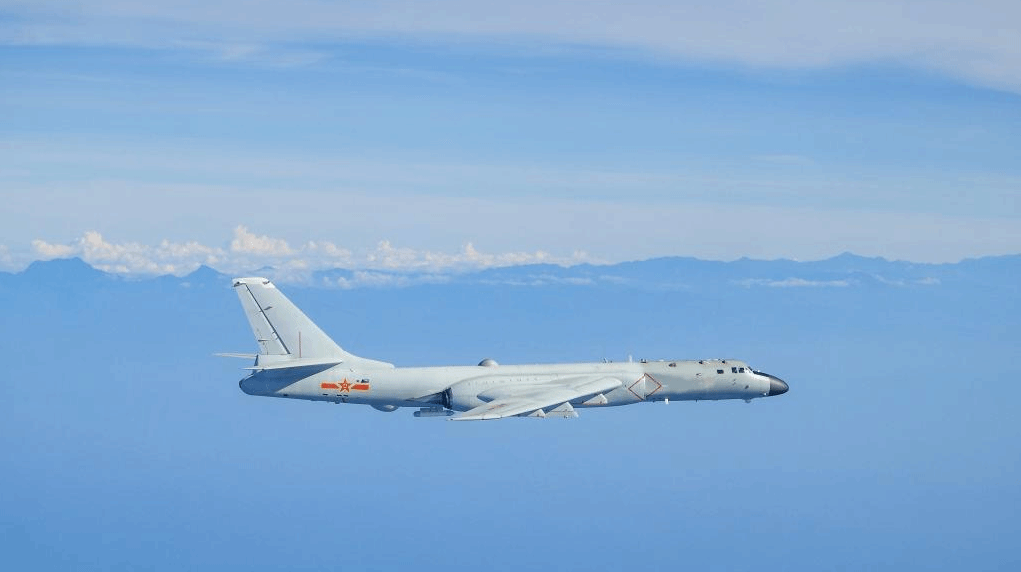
[445,377,502,410]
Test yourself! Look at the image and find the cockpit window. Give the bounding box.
[717,369,724,374]
[739,367,745,373]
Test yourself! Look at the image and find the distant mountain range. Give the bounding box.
[3,252,1018,291]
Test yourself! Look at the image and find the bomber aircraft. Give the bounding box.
[225,277,788,420]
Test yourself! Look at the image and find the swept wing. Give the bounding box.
[450,375,622,421]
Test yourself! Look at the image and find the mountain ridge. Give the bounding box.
[2,253,1017,291]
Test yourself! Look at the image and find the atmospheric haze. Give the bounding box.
[1,255,1017,571]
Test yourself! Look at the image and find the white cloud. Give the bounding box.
[479,275,595,287]
[330,271,451,290]
[304,240,353,262]
[736,278,852,288]
[3,1,1021,91]
[230,225,293,256]
[365,240,419,270]
[31,239,77,259]
[363,240,568,272]
[868,274,943,287]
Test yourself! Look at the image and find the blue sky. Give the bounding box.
[1,0,1019,276]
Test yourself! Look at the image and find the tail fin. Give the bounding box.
[232,277,392,369]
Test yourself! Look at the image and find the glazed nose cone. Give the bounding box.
[755,371,789,396]
[768,377,789,396]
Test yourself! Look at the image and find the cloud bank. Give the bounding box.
[32,231,223,276]
[26,226,588,283]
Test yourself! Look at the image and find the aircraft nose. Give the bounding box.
[755,370,789,396]
[767,377,788,396]
[767,376,789,396]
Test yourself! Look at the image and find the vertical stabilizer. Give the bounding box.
[235,279,290,355]
[232,277,391,369]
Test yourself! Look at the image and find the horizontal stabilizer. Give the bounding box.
[245,358,343,373]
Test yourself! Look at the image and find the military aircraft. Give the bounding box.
[226,277,788,420]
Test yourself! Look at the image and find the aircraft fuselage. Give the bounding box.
[240,358,786,412]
